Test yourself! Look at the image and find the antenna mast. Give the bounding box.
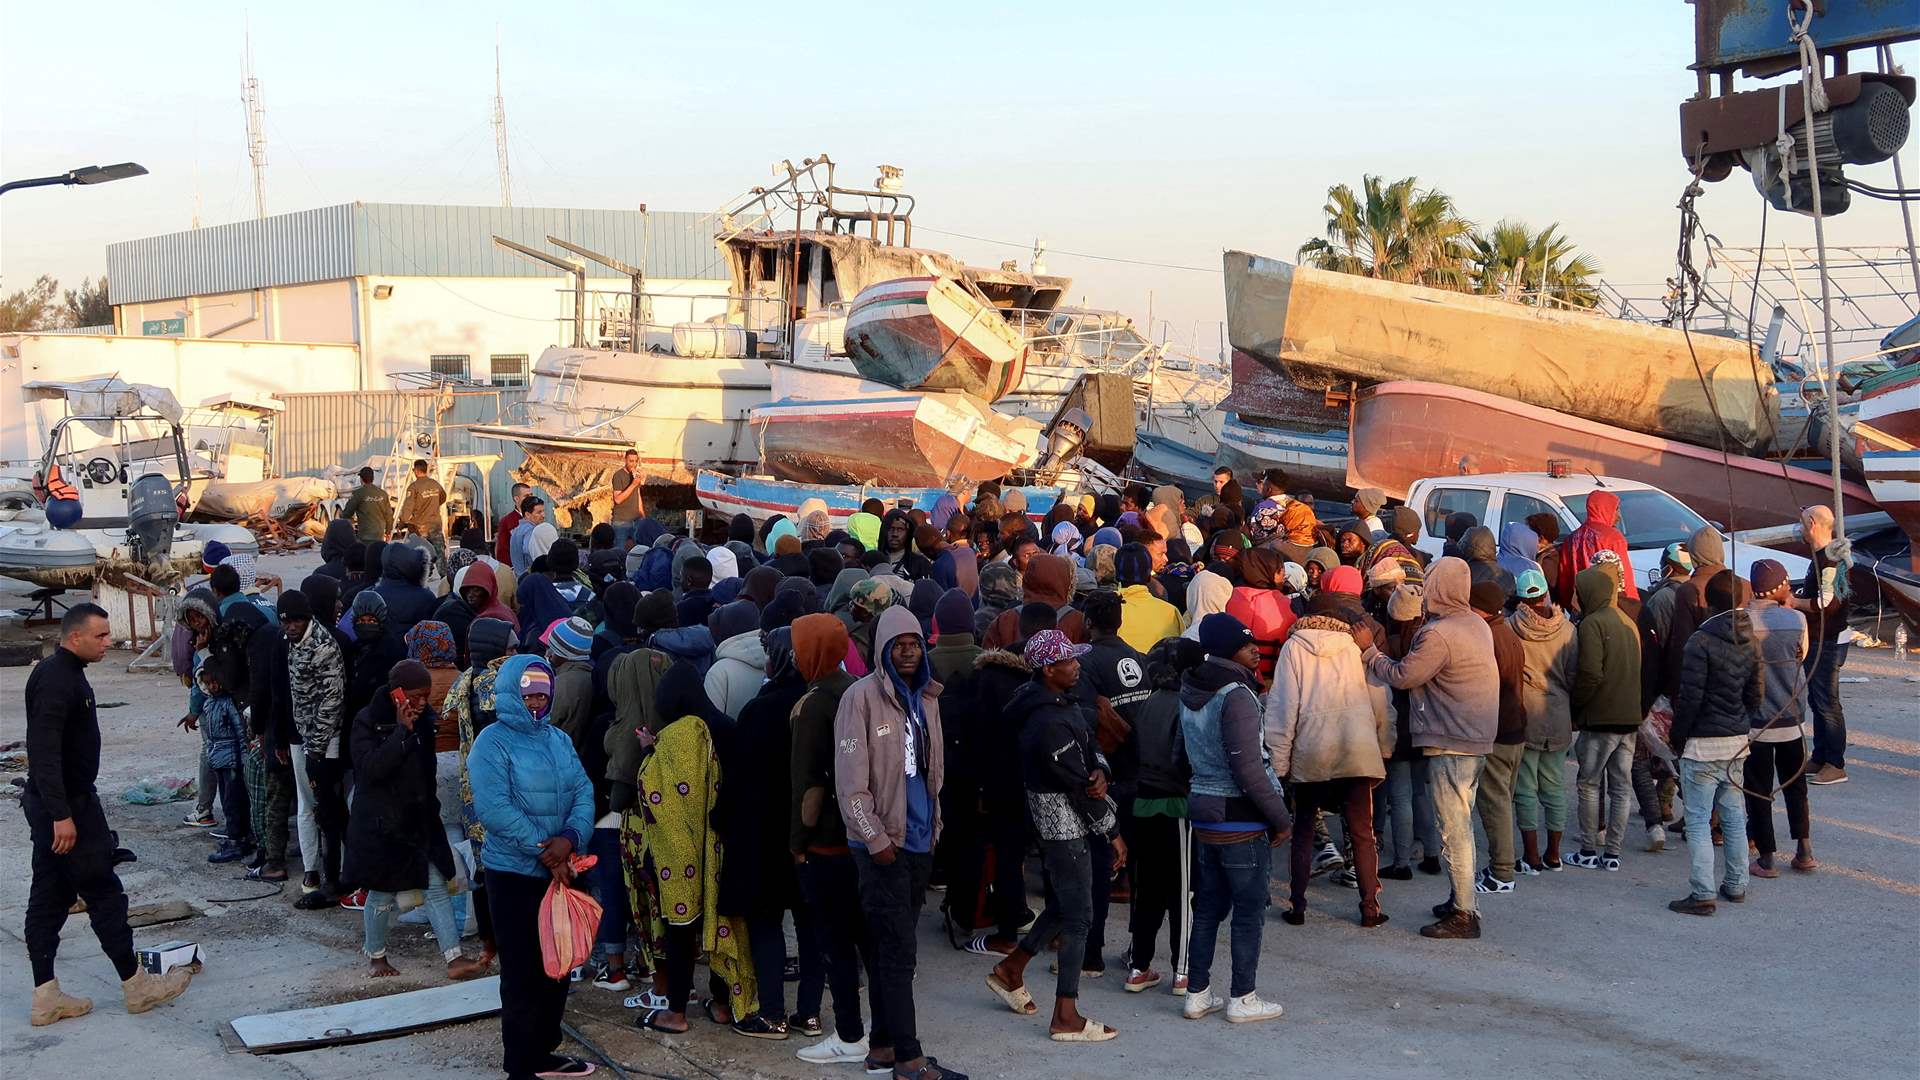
[492,35,512,208]
[241,20,268,219]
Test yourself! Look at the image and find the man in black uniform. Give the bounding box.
[24,603,194,1026]
[1069,590,1147,976]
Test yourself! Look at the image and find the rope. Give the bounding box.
[1787,6,1829,114]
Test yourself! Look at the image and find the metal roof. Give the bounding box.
[106,203,724,305]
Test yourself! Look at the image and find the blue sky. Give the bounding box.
[3,1,1914,350]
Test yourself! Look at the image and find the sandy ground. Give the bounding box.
[2,549,1917,1079]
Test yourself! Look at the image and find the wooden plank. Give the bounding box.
[229,976,500,1053]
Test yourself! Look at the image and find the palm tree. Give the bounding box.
[1296,175,1475,290]
[1469,220,1602,309]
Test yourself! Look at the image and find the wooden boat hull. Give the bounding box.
[1855,363,1920,546]
[1215,412,1349,498]
[1223,249,1779,450]
[843,276,1028,400]
[1347,380,1878,531]
[1223,349,1347,430]
[751,390,1040,489]
[696,470,1063,524]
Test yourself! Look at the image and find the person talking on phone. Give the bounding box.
[467,655,598,1080]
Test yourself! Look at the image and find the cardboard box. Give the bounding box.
[137,940,203,976]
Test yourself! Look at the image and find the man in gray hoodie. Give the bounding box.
[1506,569,1577,873]
[1357,557,1497,939]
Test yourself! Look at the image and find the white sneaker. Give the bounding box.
[1311,844,1345,873]
[1182,987,1225,1020]
[1645,823,1667,852]
[797,1033,868,1064]
[1226,991,1284,1024]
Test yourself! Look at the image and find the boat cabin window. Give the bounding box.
[1561,490,1711,552]
[1423,487,1489,539]
[1498,493,1563,539]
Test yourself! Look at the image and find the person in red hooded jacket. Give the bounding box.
[1224,549,1296,687]
[1557,490,1637,609]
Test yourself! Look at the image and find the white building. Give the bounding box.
[104,202,729,389]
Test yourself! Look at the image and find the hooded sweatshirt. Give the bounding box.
[1570,566,1642,732]
[973,562,1021,639]
[1463,526,1517,599]
[1182,569,1233,639]
[602,644,673,813]
[1508,601,1577,751]
[789,614,857,855]
[1262,616,1392,782]
[316,519,358,581]
[1362,557,1498,755]
[705,628,769,721]
[832,606,944,856]
[1496,522,1543,583]
[982,553,1085,647]
[467,654,596,878]
[1558,489,1638,604]
[372,542,438,633]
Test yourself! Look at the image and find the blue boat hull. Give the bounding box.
[696,470,1065,524]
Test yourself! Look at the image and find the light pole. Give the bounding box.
[0,162,148,196]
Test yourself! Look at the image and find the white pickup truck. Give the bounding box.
[1402,472,1811,590]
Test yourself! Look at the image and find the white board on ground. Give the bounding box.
[230,975,501,1053]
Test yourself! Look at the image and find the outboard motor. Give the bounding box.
[128,473,180,564]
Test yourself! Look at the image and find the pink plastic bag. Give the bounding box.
[539,854,604,980]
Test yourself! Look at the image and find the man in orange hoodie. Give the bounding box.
[982,554,1084,649]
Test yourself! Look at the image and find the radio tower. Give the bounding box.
[241,21,268,219]
[491,36,512,208]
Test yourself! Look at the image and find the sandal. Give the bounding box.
[1049,1018,1119,1043]
[984,972,1037,1015]
[623,990,670,1011]
[701,998,733,1026]
[636,1008,688,1034]
[962,933,1009,956]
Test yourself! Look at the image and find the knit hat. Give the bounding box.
[1197,612,1254,659]
[542,615,594,662]
[708,599,761,644]
[1662,542,1695,571]
[388,658,433,692]
[934,588,974,637]
[1364,559,1406,589]
[514,662,553,702]
[276,589,311,620]
[1024,628,1091,669]
[1353,488,1387,517]
[774,533,802,556]
[1210,529,1247,555]
[1690,526,1726,569]
[467,618,514,667]
[1115,543,1153,587]
[1387,506,1422,541]
[1321,565,1364,595]
[1750,558,1790,597]
[201,540,231,570]
[760,589,811,634]
[1387,583,1424,621]
[1469,580,1508,615]
[1514,567,1550,600]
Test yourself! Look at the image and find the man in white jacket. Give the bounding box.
[704,600,768,720]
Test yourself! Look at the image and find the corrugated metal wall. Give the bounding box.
[277,387,529,520]
[109,203,720,305]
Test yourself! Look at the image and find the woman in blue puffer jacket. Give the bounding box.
[467,654,596,1080]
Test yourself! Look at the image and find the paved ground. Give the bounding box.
[2,550,1917,1078]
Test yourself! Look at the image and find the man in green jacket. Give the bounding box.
[340,467,392,542]
[1568,565,1642,872]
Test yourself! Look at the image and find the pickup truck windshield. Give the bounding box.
[1561,490,1711,552]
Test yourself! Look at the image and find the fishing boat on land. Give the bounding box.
[843,276,1029,399]
[1214,411,1349,498]
[1223,249,1781,451]
[1345,380,1876,532]
[751,387,1041,488]
[695,470,1065,525]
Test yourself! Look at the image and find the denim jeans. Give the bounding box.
[587,827,630,960]
[1184,835,1270,998]
[1426,754,1481,915]
[1021,837,1095,999]
[1678,755,1750,899]
[1513,746,1569,832]
[365,864,461,961]
[1576,732,1635,856]
[1805,640,1848,769]
[1374,758,1442,868]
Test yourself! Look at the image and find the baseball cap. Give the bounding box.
[1023,628,1091,668]
[1515,567,1550,600]
[1662,542,1694,571]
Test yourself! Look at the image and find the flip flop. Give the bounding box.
[636,1008,688,1034]
[962,933,1007,956]
[1050,1019,1119,1043]
[984,972,1037,1015]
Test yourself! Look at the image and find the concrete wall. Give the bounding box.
[113,281,358,345]
[0,333,361,465]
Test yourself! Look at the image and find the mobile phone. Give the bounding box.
[390,688,410,709]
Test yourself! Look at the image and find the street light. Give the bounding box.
[0,162,148,196]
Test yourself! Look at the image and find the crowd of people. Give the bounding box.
[23,462,1858,1080]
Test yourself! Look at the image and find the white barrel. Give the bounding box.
[672,322,749,358]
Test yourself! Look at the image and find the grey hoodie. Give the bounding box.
[1507,601,1577,751]
[1364,557,1498,755]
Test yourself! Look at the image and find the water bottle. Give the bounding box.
[1895,622,1909,661]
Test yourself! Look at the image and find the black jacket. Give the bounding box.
[433,593,476,670]
[717,674,809,917]
[970,648,1036,817]
[1004,679,1115,838]
[1074,634,1149,790]
[219,598,280,739]
[1670,610,1762,752]
[24,647,100,821]
[342,692,455,893]
[1131,688,1190,800]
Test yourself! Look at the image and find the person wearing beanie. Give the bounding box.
[705,600,768,721]
[345,658,486,982]
[907,578,943,639]
[924,585,990,961]
[538,615,597,764]
[1383,507,1427,569]
[1506,568,1578,873]
[1742,558,1816,878]
[1350,488,1388,539]
[784,613,876,1065]
[467,655,597,1075]
[834,606,961,1078]
[1666,570,1758,916]
[1468,580,1528,895]
[282,585,348,904]
[985,629,1124,1045]
[1357,557,1497,940]
[1177,612,1289,1023]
